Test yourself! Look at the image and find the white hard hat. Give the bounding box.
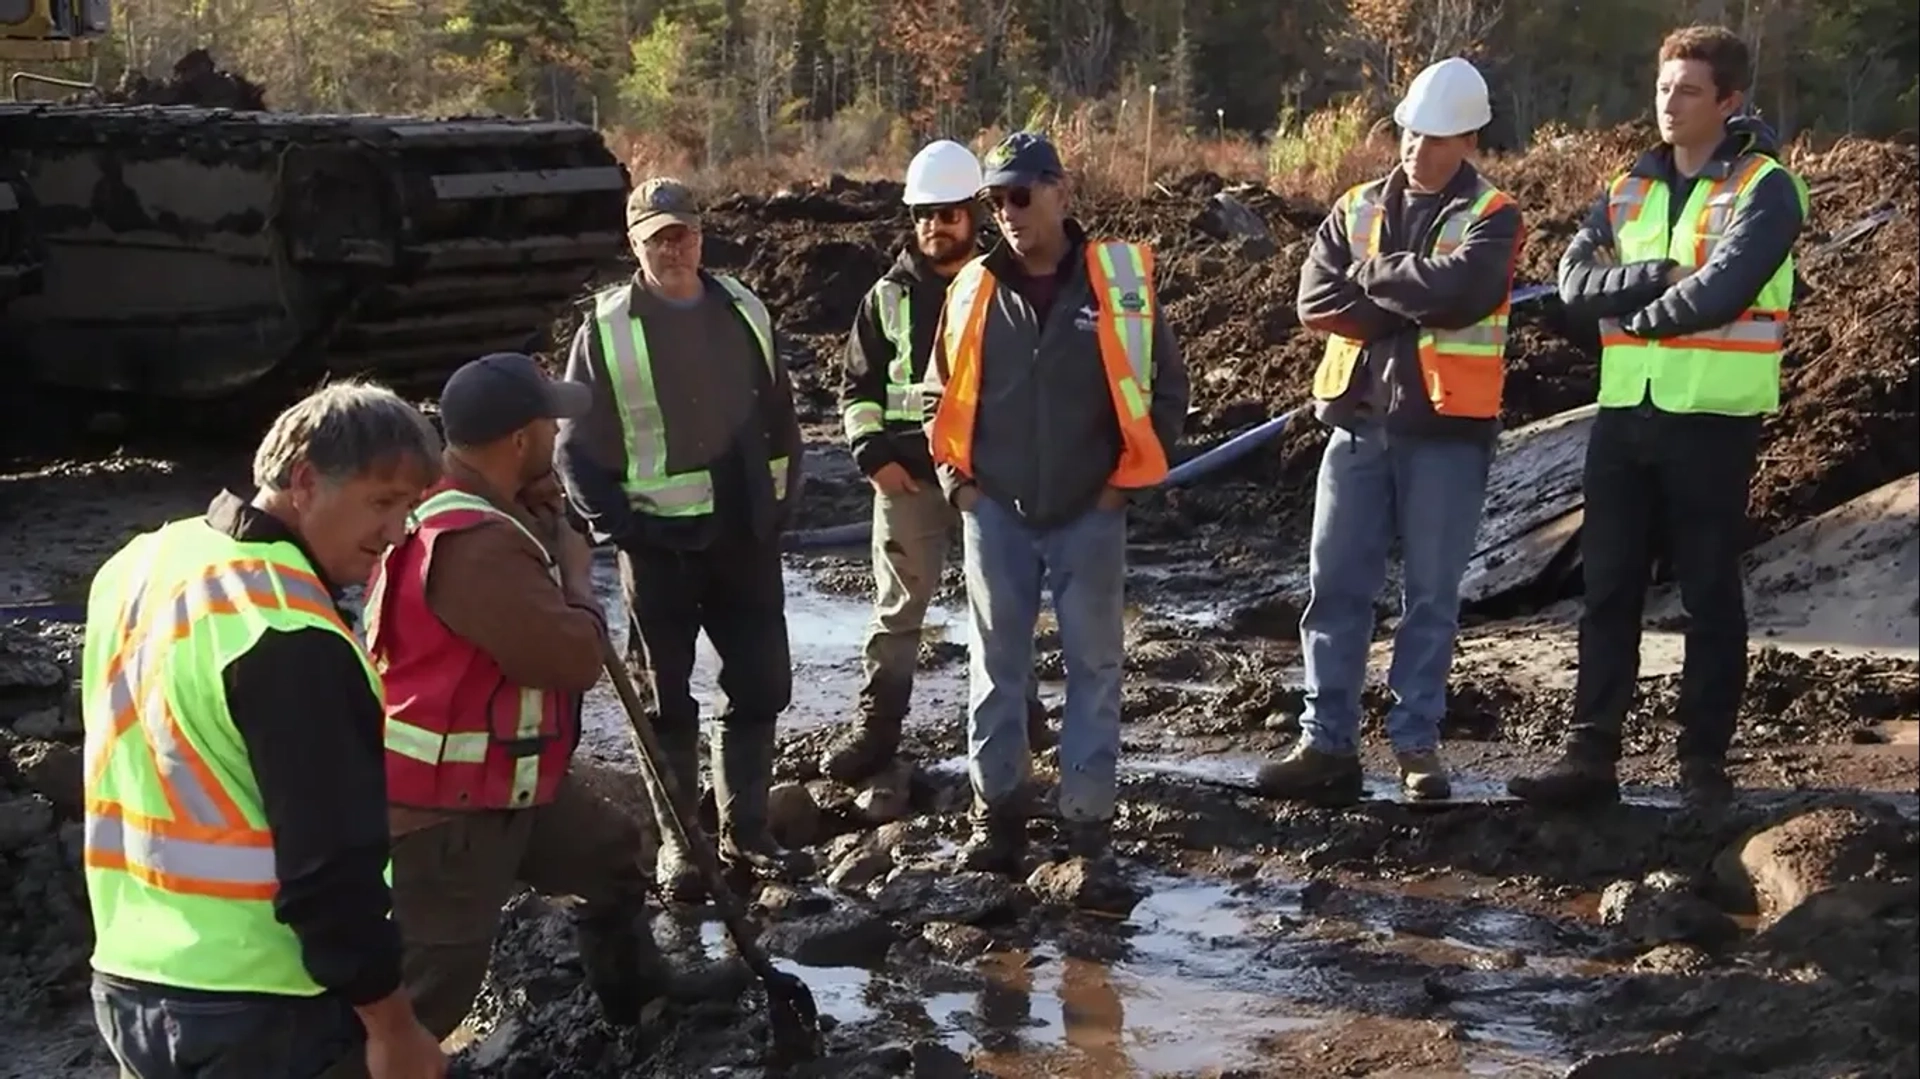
[903,140,983,205]
[1393,57,1491,138]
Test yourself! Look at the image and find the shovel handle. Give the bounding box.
[596,636,786,982]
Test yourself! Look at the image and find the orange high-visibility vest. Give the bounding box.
[1312,174,1518,419]
[929,240,1169,488]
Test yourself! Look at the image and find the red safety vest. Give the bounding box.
[362,481,579,811]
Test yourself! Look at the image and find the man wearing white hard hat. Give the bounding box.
[825,139,1053,783]
[1256,57,1524,806]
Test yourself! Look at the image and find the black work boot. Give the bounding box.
[714,723,813,885]
[820,710,903,784]
[574,907,752,1025]
[1254,740,1365,805]
[958,798,1028,876]
[1679,757,1735,810]
[1026,696,1058,754]
[1507,738,1621,807]
[1063,817,1113,864]
[645,719,708,903]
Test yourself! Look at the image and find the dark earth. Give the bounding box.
[1,125,1915,1077]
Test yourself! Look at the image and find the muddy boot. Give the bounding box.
[1679,757,1734,810]
[820,710,902,785]
[1026,697,1058,754]
[646,720,708,904]
[1506,740,1620,807]
[714,722,813,885]
[958,798,1028,876]
[1063,817,1113,864]
[575,908,752,1025]
[1254,740,1365,805]
[1395,749,1453,802]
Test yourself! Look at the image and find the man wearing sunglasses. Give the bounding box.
[924,131,1189,876]
[826,139,1055,785]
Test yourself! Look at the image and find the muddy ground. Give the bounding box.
[2,126,1916,1078]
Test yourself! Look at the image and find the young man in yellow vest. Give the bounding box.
[825,139,1054,785]
[1255,57,1523,807]
[81,383,448,1079]
[1510,26,1808,811]
[924,132,1189,874]
[555,178,809,902]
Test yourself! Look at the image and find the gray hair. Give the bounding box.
[252,380,443,491]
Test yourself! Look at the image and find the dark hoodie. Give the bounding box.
[1556,116,1808,349]
[839,243,978,481]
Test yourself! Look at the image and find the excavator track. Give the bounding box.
[0,103,628,405]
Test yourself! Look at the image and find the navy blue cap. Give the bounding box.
[439,352,591,446]
[981,131,1065,188]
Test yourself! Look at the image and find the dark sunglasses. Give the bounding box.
[911,203,971,226]
[981,186,1036,212]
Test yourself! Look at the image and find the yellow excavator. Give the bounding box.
[2,1,629,408]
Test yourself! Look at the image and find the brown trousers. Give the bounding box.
[321,774,650,1075]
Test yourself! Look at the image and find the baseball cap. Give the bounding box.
[626,177,701,240]
[438,352,592,446]
[980,131,1065,188]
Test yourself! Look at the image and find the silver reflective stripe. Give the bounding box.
[592,287,714,516]
[875,280,920,421]
[843,401,884,441]
[416,489,557,584]
[1347,197,1385,259]
[510,687,543,804]
[1682,316,1785,348]
[1091,242,1155,421]
[86,813,277,886]
[941,261,992,371]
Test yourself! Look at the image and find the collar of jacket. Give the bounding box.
[980,217,1090,281]
[1379,158,1484,206]
[205,488,344,599]
[1626,116,1785,183]
[440,456,541,529]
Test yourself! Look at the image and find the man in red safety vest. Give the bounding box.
[347,353,742,1062]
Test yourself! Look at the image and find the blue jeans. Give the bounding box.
[1299,424,1493,755]
[91,973,363,1079]
[962,494,1128,821]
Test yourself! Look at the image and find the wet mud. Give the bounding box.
[2,126,1916,1078]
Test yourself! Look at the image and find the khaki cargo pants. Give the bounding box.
[319,773,650,1074]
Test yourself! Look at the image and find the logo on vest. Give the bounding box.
[1074,304,1098,332]
[1119,291,1145,313]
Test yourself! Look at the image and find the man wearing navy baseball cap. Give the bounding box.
[349,350,744,1053]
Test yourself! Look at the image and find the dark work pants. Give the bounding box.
[1571,404,1762,762]
[617,532,792,735]
[91,973,361,1079]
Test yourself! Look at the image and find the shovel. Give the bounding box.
[597,636,824,1065]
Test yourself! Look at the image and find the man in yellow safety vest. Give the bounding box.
[1511,25,1808,811]
[81,382,448,1079]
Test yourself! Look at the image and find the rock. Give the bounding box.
[828,847,894,894]
[0,793,54,853]
[9,738,82,816]
[1597,871,1738,949]
[1749,877,1920,976]
[921,921,996,963]
[870,820,923,854]
[1631,942,1714,974]
[806,778,859,820]
[1026,859,1146,917]
[909,1040,977,1078]
[854,761,914,825]
[1717,805,1912,922]
[1198,192,1277,259]
[11,706,77,740]
[754,883,834,920]
[760,909,898,967]
[766,782,823,848]
[875,870,1015,926]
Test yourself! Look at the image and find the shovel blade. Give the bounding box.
[762,969,824,1063]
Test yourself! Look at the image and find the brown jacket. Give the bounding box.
[389,460,608,835]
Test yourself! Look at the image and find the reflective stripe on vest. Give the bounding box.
[842,278,918,442]
[591,277,790,516]
[379,489,555,804]
[82,521,383,996]
[1311,176,1514,419]
[1594,153,1802,415]
[929,241,1169,488]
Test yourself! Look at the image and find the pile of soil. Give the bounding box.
[0,621,90,1016]
[707,128,1916,548]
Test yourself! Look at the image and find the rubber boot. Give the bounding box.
[820,709,903,784]
[574,906,753,1026]
[644,718,708,904]
[713,722,813,885]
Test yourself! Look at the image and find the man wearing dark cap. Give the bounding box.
[924,132,1189,878]
[347,353,743,1063]
[555,177,808,902]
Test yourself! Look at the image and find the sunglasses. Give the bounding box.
[911,203,971,226]
[981,186,1036,212]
